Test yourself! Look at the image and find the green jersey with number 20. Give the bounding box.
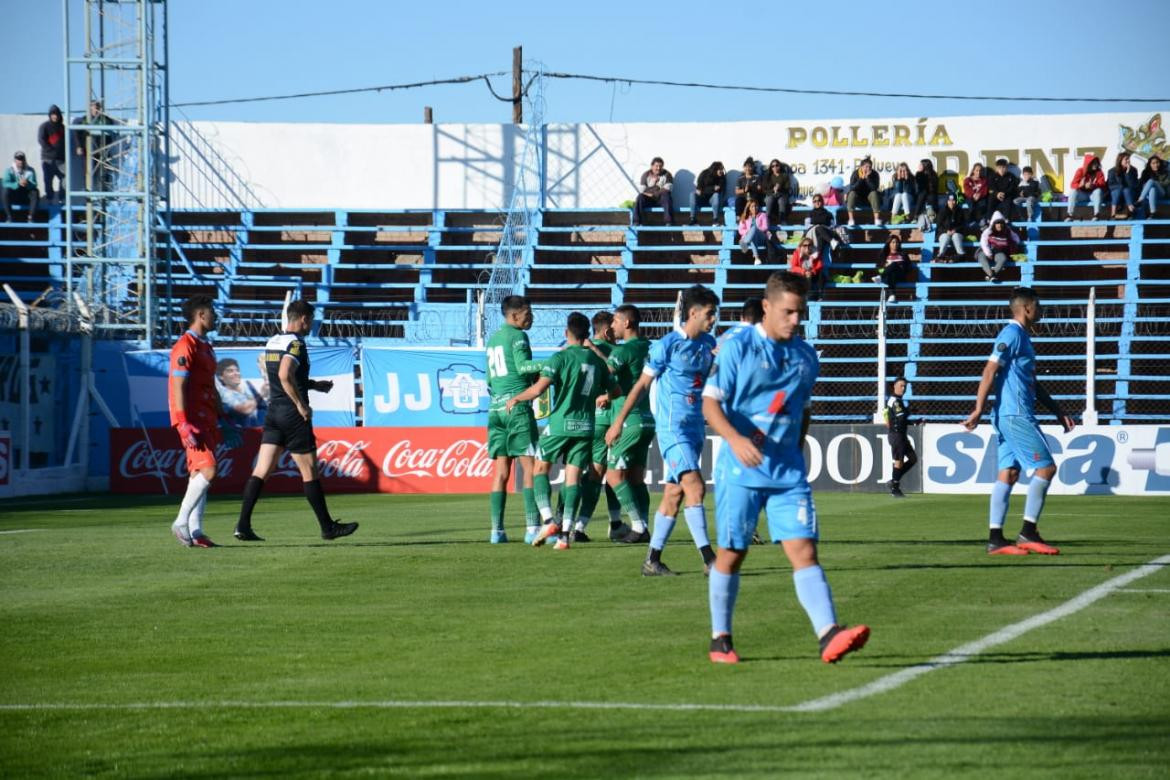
[486,324,541,410]
[541,345,610,437]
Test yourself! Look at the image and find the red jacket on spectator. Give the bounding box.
[1069,153,1106,192]
[963,175,988,202]
[790,246,823,277]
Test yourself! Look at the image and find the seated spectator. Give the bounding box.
[762,159,795,224]
[976,211,1021,282]
[733,157,763,217]
[824,175,846,207]
[1138,155,1168,218]
[737,200,771,265]
[1065,153,1106,220]
[914,158,939,219]
[38,105,66,203]
[874,234,914,303]
[1107,152,1139,219]
[1013,166,1041,222]
[216,358,264,427]
[988,158,1019,222]
[789,236,826,300]
[963,163,990,227]
[888,162,917,223]
[688,160,726,226]
[2,152,39,223]
[847,157,881,226]
[632,157,674,226]
[803,192,843,254]
[936,192,966,260]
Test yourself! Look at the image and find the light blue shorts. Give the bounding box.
[714,475,818,550]
[993,414,1055,472]
[657,428,704,483]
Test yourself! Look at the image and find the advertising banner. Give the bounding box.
[922,424,1170,496]
[110,425,492,495]
[124,346,355,428]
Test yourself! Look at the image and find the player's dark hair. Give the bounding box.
[681,284,720,318]
[287,299,315,322]
[764,270,809,300]
[216,358,240,376]
[500,295,529,316]
[591,310,614,333]
[614,303,641,328]
[892,375,907,385]
[1010,287,1039,308]
[740,297,764,324]
[181,294,214,325]
[566,311,590,341]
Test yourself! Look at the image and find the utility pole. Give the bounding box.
[512,45,523,124]
[423,106,433,124]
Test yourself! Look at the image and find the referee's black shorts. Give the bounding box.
[262,403,317,454]
[888,432,914,462]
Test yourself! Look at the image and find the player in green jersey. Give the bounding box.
[485,296,543,544]
[507,312,619,550]
[602,304,656,542]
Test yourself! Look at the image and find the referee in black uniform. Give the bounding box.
[234,299,358,541]
[884,376,918,498]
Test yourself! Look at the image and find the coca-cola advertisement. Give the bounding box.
[110,427,494,494]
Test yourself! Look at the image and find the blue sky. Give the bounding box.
[5,0,1168,125]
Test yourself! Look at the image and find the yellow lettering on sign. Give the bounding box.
[849,126,868,147]
[929,124,953,146]
[787,127,807,149]
[811,127,828,148]
[872,126,889,147]
[893,125,911,147]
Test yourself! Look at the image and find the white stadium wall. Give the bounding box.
[2,110,1166,210]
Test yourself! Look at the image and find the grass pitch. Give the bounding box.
[1,490,1168,778]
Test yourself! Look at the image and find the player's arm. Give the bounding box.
[278,355,311,421]
[605,372,651,445]
[702,395,763,468]
[512,335,542,376]
[170,346,202,448]
[506,375,552,411]
[1036,383,1076,432]
[962,360,999,431]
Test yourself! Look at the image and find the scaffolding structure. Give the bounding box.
[63,0,169,345]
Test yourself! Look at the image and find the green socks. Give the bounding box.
[490,491,506,531]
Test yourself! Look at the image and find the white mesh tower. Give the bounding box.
[479,63,545,341]
[63,0,169,344]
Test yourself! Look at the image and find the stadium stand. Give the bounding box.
[3,200,1168,423]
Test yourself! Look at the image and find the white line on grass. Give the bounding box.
[0,529,44,535]
[1,554,1166,716]
[1117,588,1170,594]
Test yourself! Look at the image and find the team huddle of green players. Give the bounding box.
[486,296,656,549]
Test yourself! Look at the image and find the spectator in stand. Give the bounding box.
[737,200,771,265]
[824,175,846,208]
[762,159,795,224]
[2,152,39,223]
[688,160,726,227]
[976,211,1021,282]
[633,157,674,226]
[75,99,112,191]
[936,192,966,261]
[846,157,881,226]
[38,105,66,203]
[964,162,991,227]
[1139,155,1168,218]
[1107,152,1140,219]
[1013,166,1041,222]
[988,158,1019,222]
[803,192,843,255]
[874,234,914,304]
[789,236,826,300]
[914,158,940,219]
[1065,153,1106,221]
[888,162,917,223]
[734,157,763,217]
[216,357,264,427]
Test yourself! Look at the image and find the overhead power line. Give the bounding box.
[541,71,1170,104]
[170,71,511,108]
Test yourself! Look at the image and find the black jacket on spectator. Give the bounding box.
[1107,165,1139,192]
[938,202,966,232]
[1140,158,1170,189]
[762,166,792,196]
[989,169,1019,204]
[849,168,880,196]
[807,206,834,227]
[38,105,66,163]
[696,165,726,197]
[915,169,939,206]
[1017,178,1040,199]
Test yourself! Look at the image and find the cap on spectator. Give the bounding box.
[830,176,845,189]
[14,151,26,160]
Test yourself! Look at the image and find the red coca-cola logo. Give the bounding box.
[118,440,237,479]
[271,439,372,480]
[381,438,492,479]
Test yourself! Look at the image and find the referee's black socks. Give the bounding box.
[237,476,265,532]
[303,479,333,531]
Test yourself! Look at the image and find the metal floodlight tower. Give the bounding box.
[63,0,169,345]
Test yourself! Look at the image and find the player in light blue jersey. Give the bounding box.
[716,296,763,349]
[702,271,870,664]
[963,287,1075,556]
[607,285,720,576]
